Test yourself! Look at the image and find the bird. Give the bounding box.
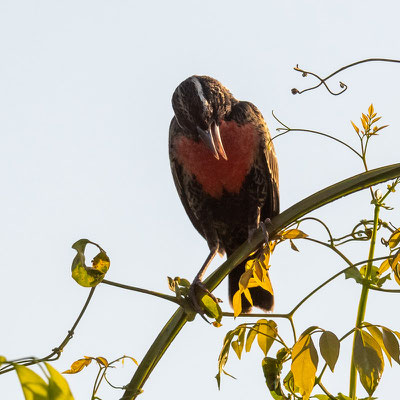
[169,75,279,316]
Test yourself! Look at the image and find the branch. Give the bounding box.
[121,163,400,399]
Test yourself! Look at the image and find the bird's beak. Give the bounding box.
[197,122,228,160]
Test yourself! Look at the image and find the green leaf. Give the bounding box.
[71,239,110,287]
[319,331,340,372]
[366,325,392,366]
[257,319,278,356]
[45,363,74,400]
[353,330,384,395]
[199,293,222,323]
[262,357,287,400]
[291,334,318,400]
[382,327,400,364]
[299,326,320,340]
[314,395,330,400]
[15,365,48,400]
[336,394,352,400]
[344,266,363,283]
[283,370,298,395]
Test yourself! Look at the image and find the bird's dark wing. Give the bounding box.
[168,117,206,238]
[227,101,279,219]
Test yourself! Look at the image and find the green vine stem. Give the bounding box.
[349,203,380,399]
[121,163,400,400]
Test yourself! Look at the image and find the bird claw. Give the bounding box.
[189,279,222,323]
[248,217,272,245]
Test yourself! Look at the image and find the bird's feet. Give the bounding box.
[248,217,272,245]
[189,278,222,323]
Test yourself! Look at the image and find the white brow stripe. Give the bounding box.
[191,77,208,110]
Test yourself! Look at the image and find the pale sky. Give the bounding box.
[1,1,400,399]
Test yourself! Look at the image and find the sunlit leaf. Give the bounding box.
[45,362,74,400]
[95,357,109,368]
[63,357,92,374]
[0,356,6,365]
[319,331,340,372]
[232,290,242,317]
[361,116,368,131]
[353,330,384,395]
[378,259,391,275]
[199,293,222,323]
[15,365,48,400]
[71,239,110,287]
[257,319,278,356]
[351,121,360,134]
[231,327,246,359]
[167,276,175,292]
[389,229,400,249]
[314,395,330,400]
[282,229,308,239]
[245,326,258,352]
[368,104,374,117]
[382,327,400,364]
[290,334,318,400]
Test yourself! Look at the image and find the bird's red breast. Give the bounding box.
[174,121,260,198]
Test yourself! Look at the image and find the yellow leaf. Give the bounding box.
[378,259,391,275]
[375,124,389,133]
[232,290,242,317]
[371,116,381,124]
[92,253,110,274]
[63,357,92,374]
[291,334,318,400]
[392,264,400,286]
[15,365,48,400]
[243,288,253,306]
[257,319,278,356]
[351,121,360,134]
[361,116,368,131]
[95,357,109,367]
[389,230,400,249]
[45,362,74,400]
[282,229,308,239]
[368,104,374,116]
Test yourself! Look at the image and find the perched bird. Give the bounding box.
[169,76,279,315]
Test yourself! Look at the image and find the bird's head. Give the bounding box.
[172,75,235,160]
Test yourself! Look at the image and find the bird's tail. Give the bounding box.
[228,258,274,313]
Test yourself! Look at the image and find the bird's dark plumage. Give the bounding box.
[169,76,279,313]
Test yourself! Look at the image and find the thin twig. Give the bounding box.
[0,287,96,374]
[292,58,400,96]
